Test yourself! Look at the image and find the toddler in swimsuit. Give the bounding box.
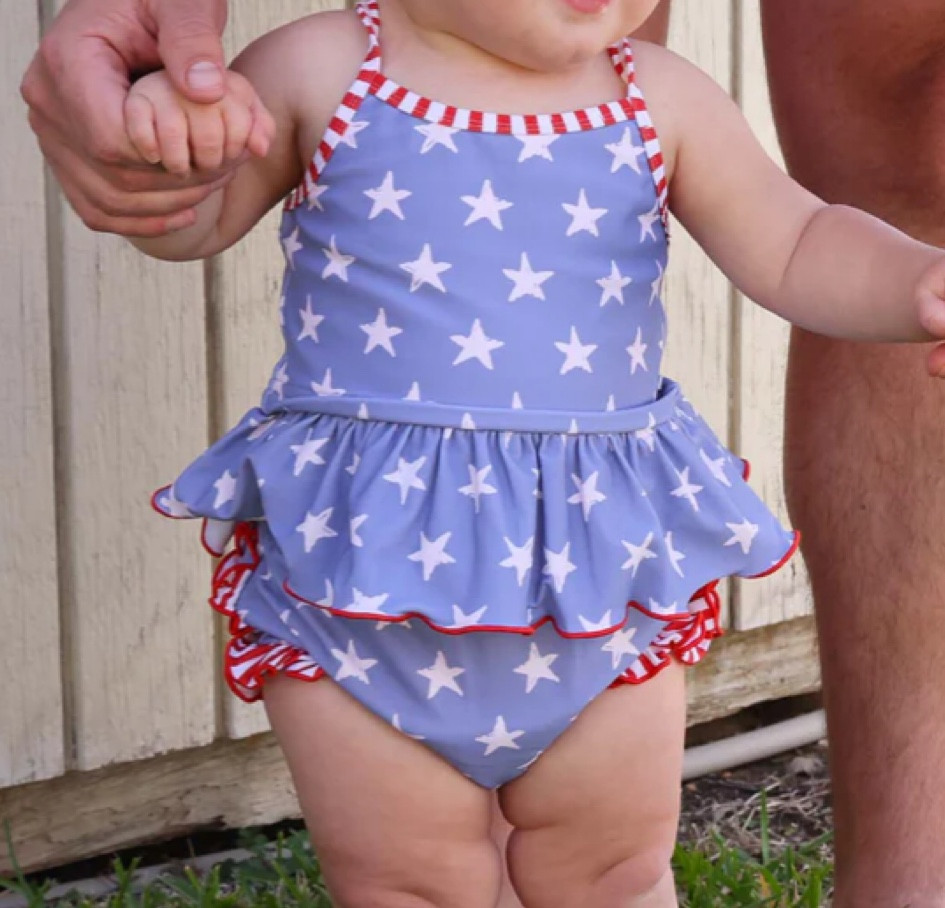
[118,0,945,904]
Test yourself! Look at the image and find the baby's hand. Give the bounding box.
[916,258,945,377]
[124,69,276,177]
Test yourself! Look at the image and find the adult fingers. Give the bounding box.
[153,0,229,103]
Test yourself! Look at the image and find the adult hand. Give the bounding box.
[20,0,270,237]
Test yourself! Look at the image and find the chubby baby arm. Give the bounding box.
[633,43,945,361]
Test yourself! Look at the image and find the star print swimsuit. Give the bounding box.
[153,0,799,789]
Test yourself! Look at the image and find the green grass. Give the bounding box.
[2,792,833,907]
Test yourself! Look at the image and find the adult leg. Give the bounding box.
[263,674,503,908]
[763,4,945,905]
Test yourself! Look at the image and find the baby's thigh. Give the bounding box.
[498,663,686,908]
[263,674,502,908]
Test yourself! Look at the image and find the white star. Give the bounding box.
[626,327,649,374]
[601,627,640,669]
[500,536,534,587]
[357,403,369,420]
[391,713,426,740]
[578,610,614,633]
[332,639,377,684]
[417,651,466,699]
[346,587,389,614]
[671,467,704,512]
[639,203,660,242]
[516,134,558,163]
[289,431,329,476]
[306,183,329,212]
[555,326,597,375]
[512,391,524,409]
[503,253,554,302]
[606,394,616,412]
[364,170,411,220]
[567,471,607,520]
[213,470,236,509]
[282,227,303,268]
[336,119,368,149]
[461,179,513,230]
[400,243,452,293]
[321,235,355,281]
[514,643,561,693]
[563,189,608,237]
[620,532,658,576]
[310,367,346,397]
[451,603,488,628]
[345,452,360,475]
[270,362,289,400]
[404,381,422,401]
[476,716,525,755]
[322,578,335,607]
[700,449,732,487]
[408,531,456,581]
[451,318,505,370]
[597,261,632,307]
[459,464,498,512]
[648,598,680,617]
[665,531,686,577]
[360,307,403,356]
[383,456,427,504]
[159,487,191,517]
[635,413,657,452]
[461,412,476,430]
[650,261,665,305]
[543,542,577,593]
[724,519,760,555]
[605,126,646,174]
[415,122,459,154]
[295,507,337,553]
[297,295,324,343]
[350,514,368,547]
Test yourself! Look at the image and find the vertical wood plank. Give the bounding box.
[0,1,65,787]
[731,4,812,629]
[50,5,215,771]
[215,0,348,740]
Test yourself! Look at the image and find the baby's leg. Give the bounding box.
[263,673,503,908]
[499,663,686,908]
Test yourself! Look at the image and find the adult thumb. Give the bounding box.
[153,0,229,103]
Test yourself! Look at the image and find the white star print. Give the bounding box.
[404,381,422,401]
[700,449,733,487]
[639,203,660,242]
[563,189,608,237]
[289,431,329,476]
[297,295,324,343]
[350,514,368,547]
[605,126,646,174]
[213,470,236,509]
[321,235,355,281]
[501,536,534,587]
[391,713,426,740]
[335,119,368,149]
[270,362,289,400]
[578,610,614,633]
[346,587,389,614]
[597,261,632,306]
[461,412,476,430]
[306,183,329,212]
[461,179,513,230]
[459,464,498,512]
[357,403,370,420]
[310,367,346,397]
[364,170,411,220]
[648,598,680,617]
[282,227,303,268]
[415,122,460,154]
[665,531,686,577]
[451,319,505,370]
[514,643,561,693]
[555,326,597,375]
[345,452,360,475]
[620,531,658,576]
[360,307,403,356]
[650,260,665,305]
[516,134,558,163]
[626,327,649,374]
[400,243,452,293]
[671,467,704,512]
[476,716,525,755]
[543,542,577,593]
[635,413,657,452]
[602,627,640,669]
[725,519,760,555]
[383,456,428,504]
[567,471,607,520]
[503,253,554,302]
[332,639,377,684]
[606,394,616,412]
[451,603,489,628]
[296,507,337,553]
[512,391,524,409]
[417,651,466,699]
[159,487,191,517]
[408,531,456,581]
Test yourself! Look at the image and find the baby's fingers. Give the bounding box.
[926,342,945,379]
[220,97,253,162]
[154,104,193,177]
[246,95,277,159]
[124,94,161,165]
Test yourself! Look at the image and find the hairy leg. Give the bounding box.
[498,665,686,908]
[763,4,945,905]
[262,674,502,908]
